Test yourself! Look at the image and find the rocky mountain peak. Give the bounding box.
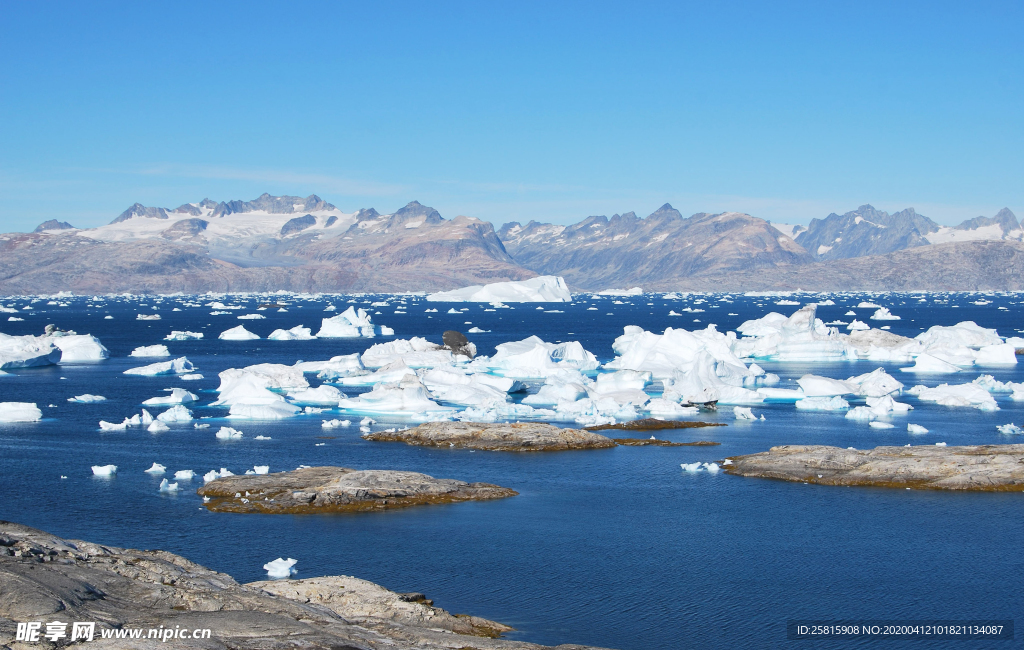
[110,203,170,224]
[33,219,76,233]
[391,201,443,225]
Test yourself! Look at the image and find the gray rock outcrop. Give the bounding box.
[32,220,75,233]
[197,466,518,514]
[364,422,616,451]
[0,521,609,649]
[724,444,1024,490]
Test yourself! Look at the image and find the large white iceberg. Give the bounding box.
[50,334,109,362]
[471,335,599,378]
[142,388,198,406]
[316,307,377,338]
[361,337,460,369]
[156,405,193,422]
[427,275,572,303]
[268,325,316,341]
[0,402,43,422]
[907,383,998,411]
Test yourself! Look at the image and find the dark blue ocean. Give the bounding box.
[1,292,1022,649]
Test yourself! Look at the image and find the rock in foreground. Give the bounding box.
[198,466,517,514]
[0,521,610,649]
[364,421,616,451]
[725,444,1024,491]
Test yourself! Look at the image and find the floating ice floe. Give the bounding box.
[935,442,947,447]
[844,368,904,397]
[0,402,43,422]
[124,357,194,376]
[263,557,297,579]
[212,365,305,419]
[906,383,998,411]
[681,462,721,473]
[468,327,489,333]
[857,302,882,309]
[158,478,179,493]
[734,306,854,361]
[165,331,203,341]
[49,334,109,362]
[130,344,170,357]
[337,375,455,416]
[268,325,315,340]
[174,470,195,480]
[147,420,169,433]
[215,426,243,439]
[99,420,129,430]
[68,394,106,403]
[253,465,269,475]
[142,388,198,406]
[316,306,377,338]
[180,373,204,381]
[137,314,161,320]
[470,335,598,379]
[156,405,193,422]
[427,275,571,303]
[238,314,265,320]
[868,421,895,429]
[795,396,850,411]
[91,464,117,476]
[907,424,929,434]
[295,353,366,380]
[361,337,464,369]
[797,375,855,396]
[144,463,166,474]
[899,353,962,373]
[219,325,260,340]
[287,385,344,405]
[847,320,870,331]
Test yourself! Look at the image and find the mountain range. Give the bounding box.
[1,194,1020,293]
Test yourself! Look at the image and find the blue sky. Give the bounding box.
[0,0,1020,232]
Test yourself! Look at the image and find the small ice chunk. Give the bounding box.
[142,388,198,406]
[158,478,179,493]
[130,344,170,357]
[144,463,166,474]
[147,420,169,433]
[157,405,193,422]
[846,320,870,331]
[91,464,117,476]
[907,424,929,434]
[180,373,204,381]
[165,331,203,341]
[997,423,1023,434]
[263,557,298,579]
[253,465,269,474]
[733,406,757,420]
[215,426,243,439]
[935,442,947,447]
[203,470,219,483]
[0,402,43,422]
[680,462,702,472]
[255,435,272,440]
[868,421,895,429]
[68,394,106,403]
[174,470,195,480]
[702,462,721,473]
[870,307,900,321]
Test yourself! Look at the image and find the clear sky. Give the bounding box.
[0,0,1020,233]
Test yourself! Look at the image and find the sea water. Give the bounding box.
[1,292,1022,648]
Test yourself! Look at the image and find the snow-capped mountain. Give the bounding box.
[497,204,811,289]
[787,205,1020,260]
[0,196,529,293]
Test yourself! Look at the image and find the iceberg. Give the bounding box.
[263,557,297,579]
[215,426,243,439]
[868,421,895,429]
[361,337,459,369]
[337,375,455,416]
[50,334,109,362]
[174,469,195,480]
[907,382,998,411]
[316,306,376,338]
[237,314,265,320]
[123,357,194,376]
[795,396,850,411]
[144,463,166,474]
[916,321,1002,350]
[0,333,62,369]
[156,405,193,422]
[870,307,900,321]
[734,406,757,420]
[975,343,1017,365]
[796,375,855,396]
[907,424,929,434]
[219,325,260,340]
[268,325,316,340]
[846,320,870,331]
[427,275,571,303]
[844,368,903,397]
[68,394,106,403]
[733,306,855,361]
[130,344,170,357]
[899,353,962,374]
[997,424,1023,435]
[142,388,197,406]
[158,478,179,493]
[295,353,365,380]
[165,331,203,341]
[99,420,129,430]
[287,385,344,405]
[473,335,599,378]
[0,402,43,422]
[147,420,169,433]
[91,464,117,476]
